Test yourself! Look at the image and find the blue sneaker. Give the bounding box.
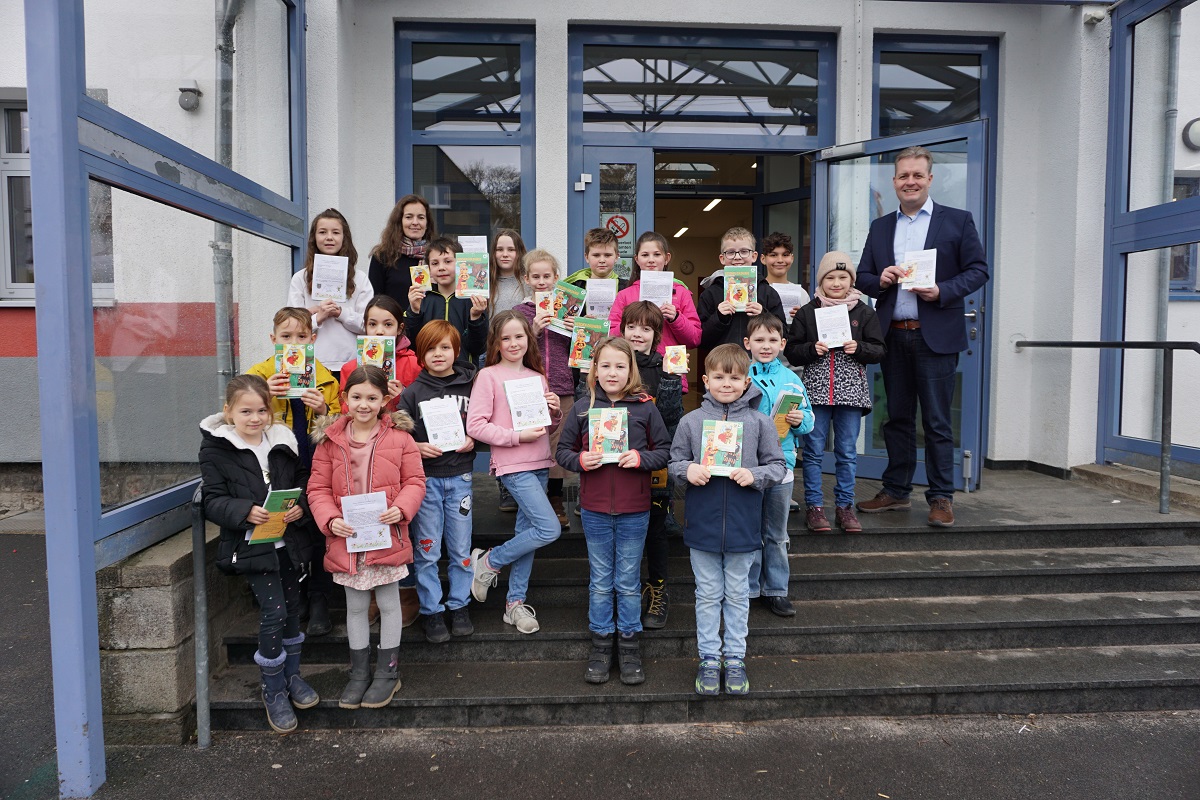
[695,656,722,696]
[723,658,749,695]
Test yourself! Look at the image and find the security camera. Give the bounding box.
[179,80,202,112]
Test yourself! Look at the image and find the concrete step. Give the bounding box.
[207,643,1200,730]
[225,591,1200,664]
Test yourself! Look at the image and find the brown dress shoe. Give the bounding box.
[806,506,832,532]
[928,497,955,527]
[549,495,569,527]
[856,491,912,514]
[835,506,863,532]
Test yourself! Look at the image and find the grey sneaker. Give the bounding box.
[502,602,540,634]
[470,548,499,603]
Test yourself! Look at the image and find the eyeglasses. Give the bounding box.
[721,248,754,259]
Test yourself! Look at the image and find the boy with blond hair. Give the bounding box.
[698,227,788,352]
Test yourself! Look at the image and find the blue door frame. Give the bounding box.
[812,120,992,491]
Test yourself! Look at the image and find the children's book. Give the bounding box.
[549,280,588,336]
[311,255,349,303]
[638,271,675,307]
[568,316,608,371]
[664,345,689,375]
[418,396,467,452]
[814,304,852,349]
[274,342,316,398]
[770,392,809,443]
[455,252,491,298]
[585,278,618,319]
[410,264,431,293]
[899,248,937,290]
[723,265,758,311]
[247,488,302,544]
[533,291,554,316]
[356,336,396,381]
[699,419,743,477]
[341,491,392,553]
[588,407,628,464]
[503,376,552,431]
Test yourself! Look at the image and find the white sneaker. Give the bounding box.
[471,548,499,603]
[502,602,540,634]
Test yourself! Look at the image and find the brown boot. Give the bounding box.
[835,506,862,532]
[928,497,955,527]
[805,506,832,532]
[400,586,421,628]
[549,495,569,527]
[856,491,912,514]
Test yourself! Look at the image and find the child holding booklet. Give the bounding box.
[669,344,786,696]
[556,336,670,685]
[396,321,478,643]
[619,301,684,629]
[289,209,374,380]
[697,227,788,352]
[199,374,319,734]
[760,231,811,326]
[607,232,702,393]
[785,251,885,533]
[338,295,421,410]
[466,311,564,634]
[307,366,427,709]
[565,227,630,399]
[490,228,530,312]
[515,249,576,525]
[405,237,489,367]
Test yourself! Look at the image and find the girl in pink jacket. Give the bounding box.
[466,310,564,634]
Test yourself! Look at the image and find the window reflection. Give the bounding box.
[414,145,521,235]
[413,43,521,132]
[877,51,982,137]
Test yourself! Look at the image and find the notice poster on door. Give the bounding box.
[603,212,635,280]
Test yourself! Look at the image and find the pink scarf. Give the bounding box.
[400,237,426,259]
[815,287,862,311]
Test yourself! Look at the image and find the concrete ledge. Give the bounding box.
[104,708,197,746]
[1072,463,1200,515]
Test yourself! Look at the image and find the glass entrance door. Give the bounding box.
[813,120,990,491]
[582,147,654,280]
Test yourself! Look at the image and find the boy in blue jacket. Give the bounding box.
[669,344,787,696]
[745,314,814,617]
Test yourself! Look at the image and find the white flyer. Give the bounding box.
[585,278,618,319]
[458,235,488,255]
[771,283,811,324]
[814,304,853,349]
[419,396,467,452]
[503,376,552,431]
[638,271,675,307]
[311,255,349,302]
[341,491,392,553]
[899,248,937,290]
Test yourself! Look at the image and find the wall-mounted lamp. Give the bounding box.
[1183,118,1200,152]
[178,80,202,112]
[703,199,722,212]
[673,226,689,238]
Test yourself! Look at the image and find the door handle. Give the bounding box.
[964,311,977,321]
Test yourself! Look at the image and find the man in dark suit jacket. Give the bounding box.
[854,146,989,527]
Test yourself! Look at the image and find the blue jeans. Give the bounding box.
[689,549,755,659]
[409,473,474,615]
[581,510,649,634]
[492,469,561,603]
[748,482,790,598]
[803,405,862,508]
[880,328,958,501]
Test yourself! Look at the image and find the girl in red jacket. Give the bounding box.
[338,295,421,410]
[308,365,426,709]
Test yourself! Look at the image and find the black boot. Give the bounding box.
[498,478,517,512]
[584,633,613,684]
[338,647,372,709]
[307,592,332,637]
[642,579,669,630]
[617,632,645,686]
[282,634,320,709]
[256,650,297,734]
[360,646,401,708]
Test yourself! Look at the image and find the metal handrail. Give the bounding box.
[1014,339,1200,514]
[191,486,210,749]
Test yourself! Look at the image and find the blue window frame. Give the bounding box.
[394,25,536,246]
[872,37,999,139]
[1100,0,1200,469]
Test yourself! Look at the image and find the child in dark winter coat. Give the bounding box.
[669,344,787,697]
[199,374,319,734]
[619,300,683,630]
[557,337,671,686]
[396,320,478,644]
[785,251,886,533]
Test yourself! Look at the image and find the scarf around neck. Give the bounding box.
[815,287,862,311]
[400,237,427,259]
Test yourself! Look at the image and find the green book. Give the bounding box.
[248,488,302,544]
[549,280,587,336]
[723,265,758,312]
[357,335,397,381]
[699,419,744,477]
[273,343,316,398]
[770,392,808,443]
[568,317,608,371]
[454,252,490,298]
[588,408,628,464]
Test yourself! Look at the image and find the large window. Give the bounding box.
[397,27,534,244]
[873,39,996,140]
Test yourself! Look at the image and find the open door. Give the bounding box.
[813,120,990,491]
[581,147,654,280]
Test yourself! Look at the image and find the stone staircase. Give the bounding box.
[206,477,1200,731]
